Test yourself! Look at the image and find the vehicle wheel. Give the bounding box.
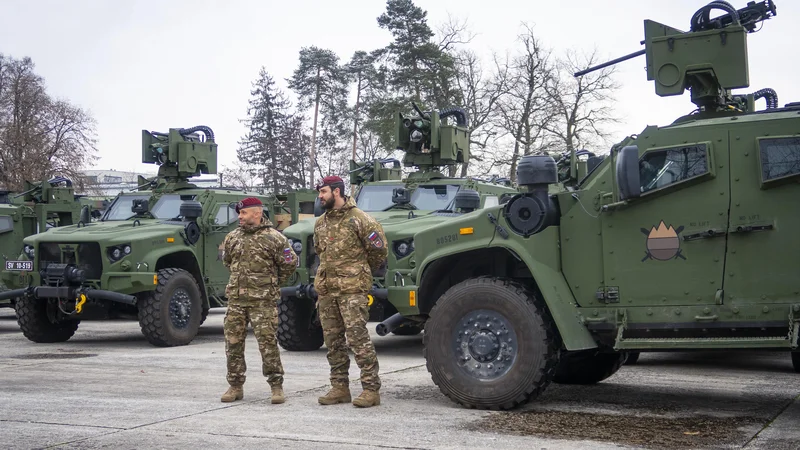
[553,349,627,385]
[392,325,423,336]
[423,277,561,410]
[137,268,203,347]
[277,296,323,351]
[792,351,799,373]
[200,307,210,325]
[15,297,80,343]
[624,351,640,365]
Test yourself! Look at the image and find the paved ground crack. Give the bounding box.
[742,391,800,448]
[0,419,123,430]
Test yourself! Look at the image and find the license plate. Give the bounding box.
[5,260,32,271]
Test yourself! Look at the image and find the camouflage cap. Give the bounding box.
[235,196,262,213]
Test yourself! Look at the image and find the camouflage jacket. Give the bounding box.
[223,217,297,305]
[313,196,388,295]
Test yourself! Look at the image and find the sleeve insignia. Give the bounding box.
[368,231,384,248]
[283,247,294,263]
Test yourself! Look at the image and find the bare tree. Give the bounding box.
[0,54,98,191]
[545,48,621,156]
[494,24,559,182]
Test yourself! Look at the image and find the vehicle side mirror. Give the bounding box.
[616,145,641,201]
[314,198,324,217]
[80,205,91,224]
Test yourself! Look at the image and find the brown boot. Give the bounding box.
[318,385,352,405]
[352,390,380,408]
[271,386,285,404]
[221,385,243,403]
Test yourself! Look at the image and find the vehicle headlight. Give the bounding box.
[23,244,35,258]
[393,238,414,259]
[292,240,302,253]
[107,243,131,263]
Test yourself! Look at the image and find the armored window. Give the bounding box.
[483,196,499,208]
[0,216,12,234]
[639,144,709,194]
[214,204,237,225]
[758,137,800,182]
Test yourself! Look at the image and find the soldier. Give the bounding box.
[220,196,297,404]
[313,175,388,408]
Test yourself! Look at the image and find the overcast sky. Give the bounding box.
[3,0,797,176]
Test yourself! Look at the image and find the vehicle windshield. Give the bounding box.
[102,194,195,221]
[355,184,403,211]
[409,184,460,210]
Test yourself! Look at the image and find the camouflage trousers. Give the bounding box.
[224,302,283,388]
[318,292,381,391]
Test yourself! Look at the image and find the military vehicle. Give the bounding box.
[380,0,797,410]
[0,125,317,347]
[1,177,92,308]
[276,103,519,351]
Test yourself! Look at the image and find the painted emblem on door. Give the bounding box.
[641,221,685,261]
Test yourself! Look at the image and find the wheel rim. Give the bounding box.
[452,308,518,381]
[169,288,192,329]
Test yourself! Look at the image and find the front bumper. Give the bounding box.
[280,284,388,302]
[0,285,137,306]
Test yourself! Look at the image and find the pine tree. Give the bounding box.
[236,67,306,192]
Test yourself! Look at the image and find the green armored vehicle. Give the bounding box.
[277,104,519,351]
[0,126,317,347]
[1,177,92,308]
[381,0,796,410]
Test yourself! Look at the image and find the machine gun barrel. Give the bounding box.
[573,48,645,77]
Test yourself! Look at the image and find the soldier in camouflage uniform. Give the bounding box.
[220,197,298,404]
[313,176,388,408]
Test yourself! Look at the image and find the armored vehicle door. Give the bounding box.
[205,202,238,296]
[723,119,800,304]
[600,128,730,306]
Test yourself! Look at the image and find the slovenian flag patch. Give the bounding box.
[368,231,384,248]
[283,247,293,263]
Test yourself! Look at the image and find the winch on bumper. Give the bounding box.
[0,263,147,307]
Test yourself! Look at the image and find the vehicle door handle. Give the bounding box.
[682,229,726,241]
[731,224,774,234]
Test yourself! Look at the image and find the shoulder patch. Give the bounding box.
[367,231,384,249]
[283,247,294,263]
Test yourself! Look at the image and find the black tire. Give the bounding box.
[624,351,640,365]
[15,297,80,343]
[792,351,799,373]
[553,349,626,385]
[137,268,203,347]
[392,325,423,336]
[200,307,210,325]
[423,277,561,410]
[277,296,323,351]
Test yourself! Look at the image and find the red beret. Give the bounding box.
[235,197,262,213]
[315,175,344,191]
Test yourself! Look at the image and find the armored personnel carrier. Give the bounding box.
[0,126,316,346]
[1,177,91,308]
[380,0,796,410]
[276,103,519,351]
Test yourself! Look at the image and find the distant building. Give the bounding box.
[80,169,221,197]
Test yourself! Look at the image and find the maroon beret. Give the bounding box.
[315,175,344,191]
[235,196,262,213]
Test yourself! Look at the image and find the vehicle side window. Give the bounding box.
[483,196,499,208]
[0,216,12,234]
[214,204,237,225]
[639,144,708,194]
[758,137,800,182]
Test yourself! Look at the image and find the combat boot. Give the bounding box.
[352,390,380,408]
[271,385,285,404]
[221,385,243,403]
[318,385,352,405]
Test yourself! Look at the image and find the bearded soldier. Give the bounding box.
[313,176,388,408]
[220,197,297,404]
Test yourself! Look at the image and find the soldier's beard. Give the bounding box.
[321,196,335,210]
